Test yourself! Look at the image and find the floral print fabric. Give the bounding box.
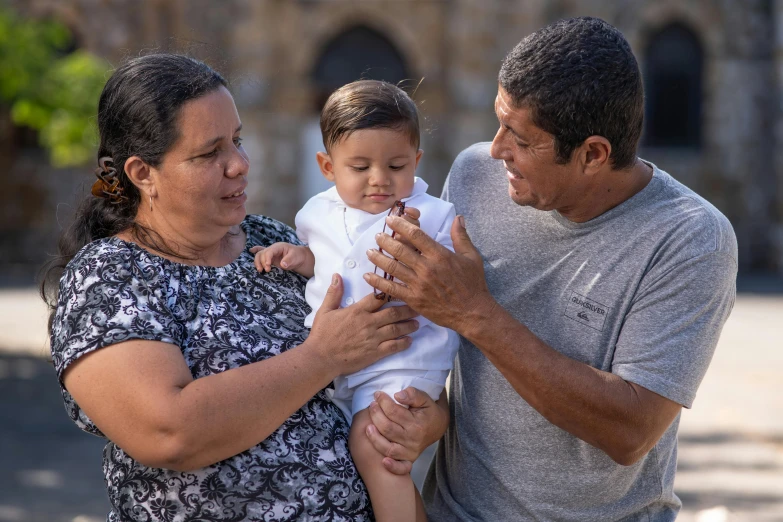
[50,215,372,521]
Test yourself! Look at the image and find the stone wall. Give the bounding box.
[3,0,781,274]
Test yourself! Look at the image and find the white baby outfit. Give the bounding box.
[296,177,460,423]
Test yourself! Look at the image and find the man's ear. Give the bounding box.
[124,156,156,197]
[579,136,612,175]
[414,149,424,170]
[316,151,335,182]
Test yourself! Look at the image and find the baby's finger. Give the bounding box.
[254,253,265,272]
[255,251,271,272]
[280,252,296,269]
[249,245,264,254]
[403,206,420,220]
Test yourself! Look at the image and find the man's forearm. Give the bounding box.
[460,298,678,465]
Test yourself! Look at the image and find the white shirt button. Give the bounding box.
[346,259,357,269]
[345,297,355,305]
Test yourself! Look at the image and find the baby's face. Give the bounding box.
[321,128,421,214]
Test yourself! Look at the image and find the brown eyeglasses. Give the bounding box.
[374,200,406,302]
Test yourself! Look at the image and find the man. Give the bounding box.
[364,16,737,521]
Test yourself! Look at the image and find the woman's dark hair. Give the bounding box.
[320,79,420,152]
[498,17,644,170]
[40,53,227,324]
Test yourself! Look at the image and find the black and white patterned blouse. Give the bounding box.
[50,215,372,522]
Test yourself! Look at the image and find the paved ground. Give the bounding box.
[673,295,783,522]
[0,287,781,521]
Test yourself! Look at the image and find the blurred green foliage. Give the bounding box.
[0,7,109,166]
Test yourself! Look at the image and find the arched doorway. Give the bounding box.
[642,23,703,148]
[312,25,410,109]
[300,26,411,203]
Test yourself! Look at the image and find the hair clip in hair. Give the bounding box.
[91,156,128,203]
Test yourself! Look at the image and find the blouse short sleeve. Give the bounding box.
[50,240,182,434]
[53,242,182,372]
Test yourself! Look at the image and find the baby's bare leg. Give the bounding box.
[350,407,420,522]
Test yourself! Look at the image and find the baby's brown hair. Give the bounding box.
[320,79,420,152]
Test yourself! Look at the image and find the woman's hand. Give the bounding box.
[365,387,450,475]
[307,274,420,376]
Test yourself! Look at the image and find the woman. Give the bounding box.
[41,54,444,521]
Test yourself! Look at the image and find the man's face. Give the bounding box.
[490,87,583,212]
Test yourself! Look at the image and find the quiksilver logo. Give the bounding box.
[571,296,606,316]
[564,291,611,332]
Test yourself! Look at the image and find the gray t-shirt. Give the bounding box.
[422,143,737,521]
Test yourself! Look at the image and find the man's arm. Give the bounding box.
[457,297,682,465]
[364,215,682,465]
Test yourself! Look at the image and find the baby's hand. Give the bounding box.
[251,243,299,272]
[250,243,315,277]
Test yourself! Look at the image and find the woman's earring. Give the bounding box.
[149,195,153,212]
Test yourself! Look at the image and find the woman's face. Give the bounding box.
[149,86,249,241]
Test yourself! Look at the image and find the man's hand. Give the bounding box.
[365,387,449,475]
[364,215,497,332]
[398,205,421,251]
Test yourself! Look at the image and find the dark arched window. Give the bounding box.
[312,26,409,109]
[643,24,703,148]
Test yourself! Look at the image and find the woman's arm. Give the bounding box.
[63,275,419,471]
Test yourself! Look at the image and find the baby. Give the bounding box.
[252,80,458,521]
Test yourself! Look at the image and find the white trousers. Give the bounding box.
[327,369,449,426]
